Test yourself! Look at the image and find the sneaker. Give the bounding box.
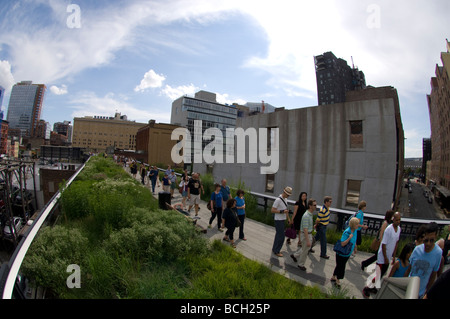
[290,254,298,263]
[297,265,306,271]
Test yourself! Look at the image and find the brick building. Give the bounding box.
[136,120,182,166]
[427,39,450,209]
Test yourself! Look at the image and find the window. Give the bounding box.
[346,180,361,207]
[265,174,275,193]
[350,120,363,149]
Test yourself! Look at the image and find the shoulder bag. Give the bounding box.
[333,239,353,256]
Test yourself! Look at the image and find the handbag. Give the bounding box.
[285,224,297,239]
[370,238,381,252]
[232,208,242,227]
[333,239,353,256]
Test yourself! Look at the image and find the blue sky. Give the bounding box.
[0,0,449,158]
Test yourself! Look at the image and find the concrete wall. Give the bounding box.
[195,96,402,215]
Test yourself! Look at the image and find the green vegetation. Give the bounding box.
[21,156,329,299]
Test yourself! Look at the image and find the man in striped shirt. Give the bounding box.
[291,199,317,271]
[314,196,332,259]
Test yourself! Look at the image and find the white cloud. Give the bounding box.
[0,60,15,93]
[50,84,68,95]
[70,92,170,123]
[216,93,246,105]
[160,84,199,100]
[134,69,166,92]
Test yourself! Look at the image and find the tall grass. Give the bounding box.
[22,156,331,299]
[179,240,326,299]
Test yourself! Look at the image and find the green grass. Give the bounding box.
[22,156,332,299]
[178,240,326,299]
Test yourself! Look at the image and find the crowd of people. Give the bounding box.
[119,156,450,299]
[270,185,450,299]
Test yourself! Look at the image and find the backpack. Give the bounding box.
[344,212,357,230]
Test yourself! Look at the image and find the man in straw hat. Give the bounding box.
[271,186,292,257]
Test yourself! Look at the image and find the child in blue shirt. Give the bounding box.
[389,242,414,277]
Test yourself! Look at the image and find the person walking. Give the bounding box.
[290,198,316,271]
[271,187,292,257]
[235,189,247,241]
[179,175,189,208]
[222,198,238,248]
[362,211,401,298]
[148,166,160,194]
[162,172,171,193]
[209,183,224,231]
[330,217,359,289]
[220,179,231,208]
[353,200,369,257]
[405,222,443,298]
[187,173,204,216]
[361,210,395,271]
[140,164,147,185]
[169,170,177,199]
[314,196,332,259]
[290,192,307,247]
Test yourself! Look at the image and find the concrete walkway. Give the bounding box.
[133,175,378,299]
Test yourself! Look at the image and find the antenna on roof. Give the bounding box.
[351,56,355,69]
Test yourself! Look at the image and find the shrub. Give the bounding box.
[21,225,89,298]
[104,208,209,263]
[60,180,95,220]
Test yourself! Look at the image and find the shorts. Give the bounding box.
[190,194,201,206]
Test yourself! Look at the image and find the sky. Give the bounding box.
[0,0,448,158]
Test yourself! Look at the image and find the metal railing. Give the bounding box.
[0,157,90,299]
[246,190,449,239]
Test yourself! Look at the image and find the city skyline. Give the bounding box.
[0,0,449,158]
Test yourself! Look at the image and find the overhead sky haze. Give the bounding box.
[0,0,449,158]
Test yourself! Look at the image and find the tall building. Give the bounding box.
[6,81,46,137]
[72,112,147,153]
[0,86,5,109]
[170,90,238,166]
[427,39,450,209]
[314,52,366,105]
[0,87,6,155]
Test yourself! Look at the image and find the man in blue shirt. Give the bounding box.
[220,179,230,207]
[406,222,443,298]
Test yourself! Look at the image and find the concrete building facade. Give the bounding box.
[170,90,238,164]
[72,113,146,153]
[196,86,404,215]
